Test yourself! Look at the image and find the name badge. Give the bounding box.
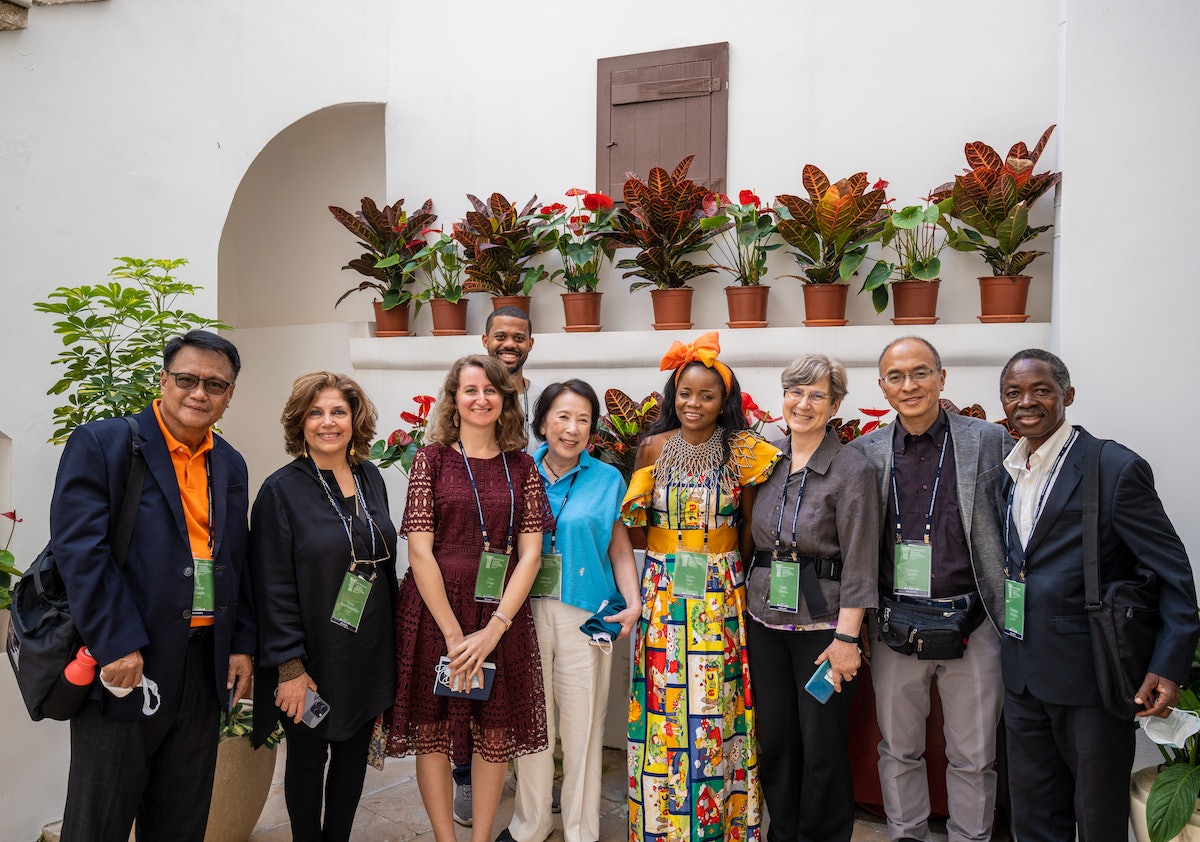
[894,541,932,598]
[672,550,709,600]
[191,557,215,617]
[475,550,509,603]
[530,553,562,599]
[1004,579,1026,640]
[767,557,800,613]
[331,571,372,632]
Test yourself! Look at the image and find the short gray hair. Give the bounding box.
[781,354,848,404]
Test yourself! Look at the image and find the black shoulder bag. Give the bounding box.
[6,416,145,721]
[1083,439,1161,719]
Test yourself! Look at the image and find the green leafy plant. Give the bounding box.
[859,193,957,312]
[453,193,558,297]
[591,389,662,482]
[937,124,1061,276]
[1146,631,1200,842]
[0,510,25,611]
[539,189,619,293]
[775,166,889,285]
[369,395,435,476]
[699,190,781,287]
[220,700,284,748]
[34,257,231,445]
[403,231,467,312]
[604,156,719,292]
[328,197,437,310]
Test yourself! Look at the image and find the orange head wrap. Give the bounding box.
[659,331,733,393]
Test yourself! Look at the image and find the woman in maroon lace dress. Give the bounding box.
[389,354,550,842]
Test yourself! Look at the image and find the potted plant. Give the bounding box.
[404,231,469,336]
[592,389,662,484]
[453,192,558,312]
[858,192,956,324]
[700,189,781,328]
[776,166,889,326]
[540,188,618,332]
[328,197,437,336]
[205,700,284,842]
[937,124,1061,322]
[604,155,719,330]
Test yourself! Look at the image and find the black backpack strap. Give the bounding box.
[1082,438,1106,611]
[111,416,145,570]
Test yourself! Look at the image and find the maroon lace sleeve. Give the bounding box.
[515,451,552,533]
[399,445,437,536]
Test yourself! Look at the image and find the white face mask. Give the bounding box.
[100,674,162,716]
[1141,707,1200,749]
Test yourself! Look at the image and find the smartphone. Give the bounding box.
[300,687,331,728]
[804,660,837,704]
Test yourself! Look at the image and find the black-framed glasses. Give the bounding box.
[164,370,233,396]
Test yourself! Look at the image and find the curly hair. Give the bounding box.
[280,371,378,465]
[427,355,528,452]
[645,360,748,463]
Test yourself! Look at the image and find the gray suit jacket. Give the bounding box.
[848,412,1013,631]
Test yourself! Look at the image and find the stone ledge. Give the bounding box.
[33,0,108,5]
[0,2,29,30]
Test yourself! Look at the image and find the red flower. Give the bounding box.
[387,429,413,448]
[582,192,614,211]
[859,407,891,417]
[872,179,889,191]
[414,395,436,418]
[565,187,589,197]
[1,511,20,522]
[741,393,768,423]
[739,189,761,208]
[400,411,424,426]
[540,202,567,215]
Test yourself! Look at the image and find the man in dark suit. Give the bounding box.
[51,330,254,841]
[998,348,1198,841]
[850,336,1012,842]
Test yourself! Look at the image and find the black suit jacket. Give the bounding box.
[50,404,255,720]
[1000,427,1198,706]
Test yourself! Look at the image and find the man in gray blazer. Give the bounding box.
[849,337,1013,842]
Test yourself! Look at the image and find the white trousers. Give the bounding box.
[508,599,613,842]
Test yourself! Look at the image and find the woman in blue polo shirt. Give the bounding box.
[497,379,641,842]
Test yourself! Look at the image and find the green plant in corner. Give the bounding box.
[0,510,25,610]
[328,197,437,310]
[453,193,558,297]
[1145,630,1200,842]
[404,231,467,313]
[775,166,889,285]
[34,257,231,445]
[937,124,1061,276]
[859,192,957,312]
[604,155,719,291]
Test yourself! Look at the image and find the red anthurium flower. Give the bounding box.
[414,395,436,418]
[872,179,889,191]
[565,187,589,197]
[859,407,891,417]
[742,393,768,422]
[388,429,413,448]
[861,420,880,435]
[541,203,567,215]
[400,411,424,426]
[569,214,590,226]
[739,189,761,208]
[1,511,20,522]
[582,192,614,211]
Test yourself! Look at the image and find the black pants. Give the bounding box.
[281,715,375,842]
[1004,686,1135,842]
[746,620,856,842]
[61,631,220,842]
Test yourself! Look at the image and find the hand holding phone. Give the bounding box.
[804,660,837,704]
[300,687,331,728]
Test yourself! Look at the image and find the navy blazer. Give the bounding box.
[1000,427,1199,705]
[50,404,254,720]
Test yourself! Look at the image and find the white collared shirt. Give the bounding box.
[1003,421,1077,547]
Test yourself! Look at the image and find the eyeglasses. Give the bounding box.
[881,368,938,388]
[783,388,828,404]
[164,370,233,396]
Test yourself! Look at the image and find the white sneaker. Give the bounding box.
[453,782,473,827]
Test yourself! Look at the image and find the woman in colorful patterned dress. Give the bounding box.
[624,332,782,842]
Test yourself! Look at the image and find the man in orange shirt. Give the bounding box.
[51,330,255,842]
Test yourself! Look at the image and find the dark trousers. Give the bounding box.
[1004,686,1135,842]
[281,715,375,842]
[61,631,220,842]
[746,620,856,842]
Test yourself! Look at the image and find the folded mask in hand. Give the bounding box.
[1140,707,1200,748]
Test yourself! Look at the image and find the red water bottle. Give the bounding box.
[43,647,97,720]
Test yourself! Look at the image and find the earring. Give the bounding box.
[453,411,461,427]
[349,445,356,458]
[301,443,309,458]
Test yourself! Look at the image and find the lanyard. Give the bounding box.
[1004,428,1078,574]
[311,461,380,576]
[545,470,578,555]
[773,464,810,561]
[202,452,214,555]
[458,443,514,553]
[890,426,949,545]
[668,469,717,553]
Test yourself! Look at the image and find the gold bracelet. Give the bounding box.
[492,610,513,630]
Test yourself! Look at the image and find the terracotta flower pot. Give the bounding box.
[561,291,602,332]
[890,279,941,325]
[492,294,531,314]
[649,287,694,330]
[372,301,411,337]
[725,285,770,328]
[429,297,469,336]
[978,275,1032,323]
[801,284,849,326]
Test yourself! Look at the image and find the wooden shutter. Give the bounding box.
[597,43,728,200]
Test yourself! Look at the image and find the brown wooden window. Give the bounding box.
[596,42,729,199]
